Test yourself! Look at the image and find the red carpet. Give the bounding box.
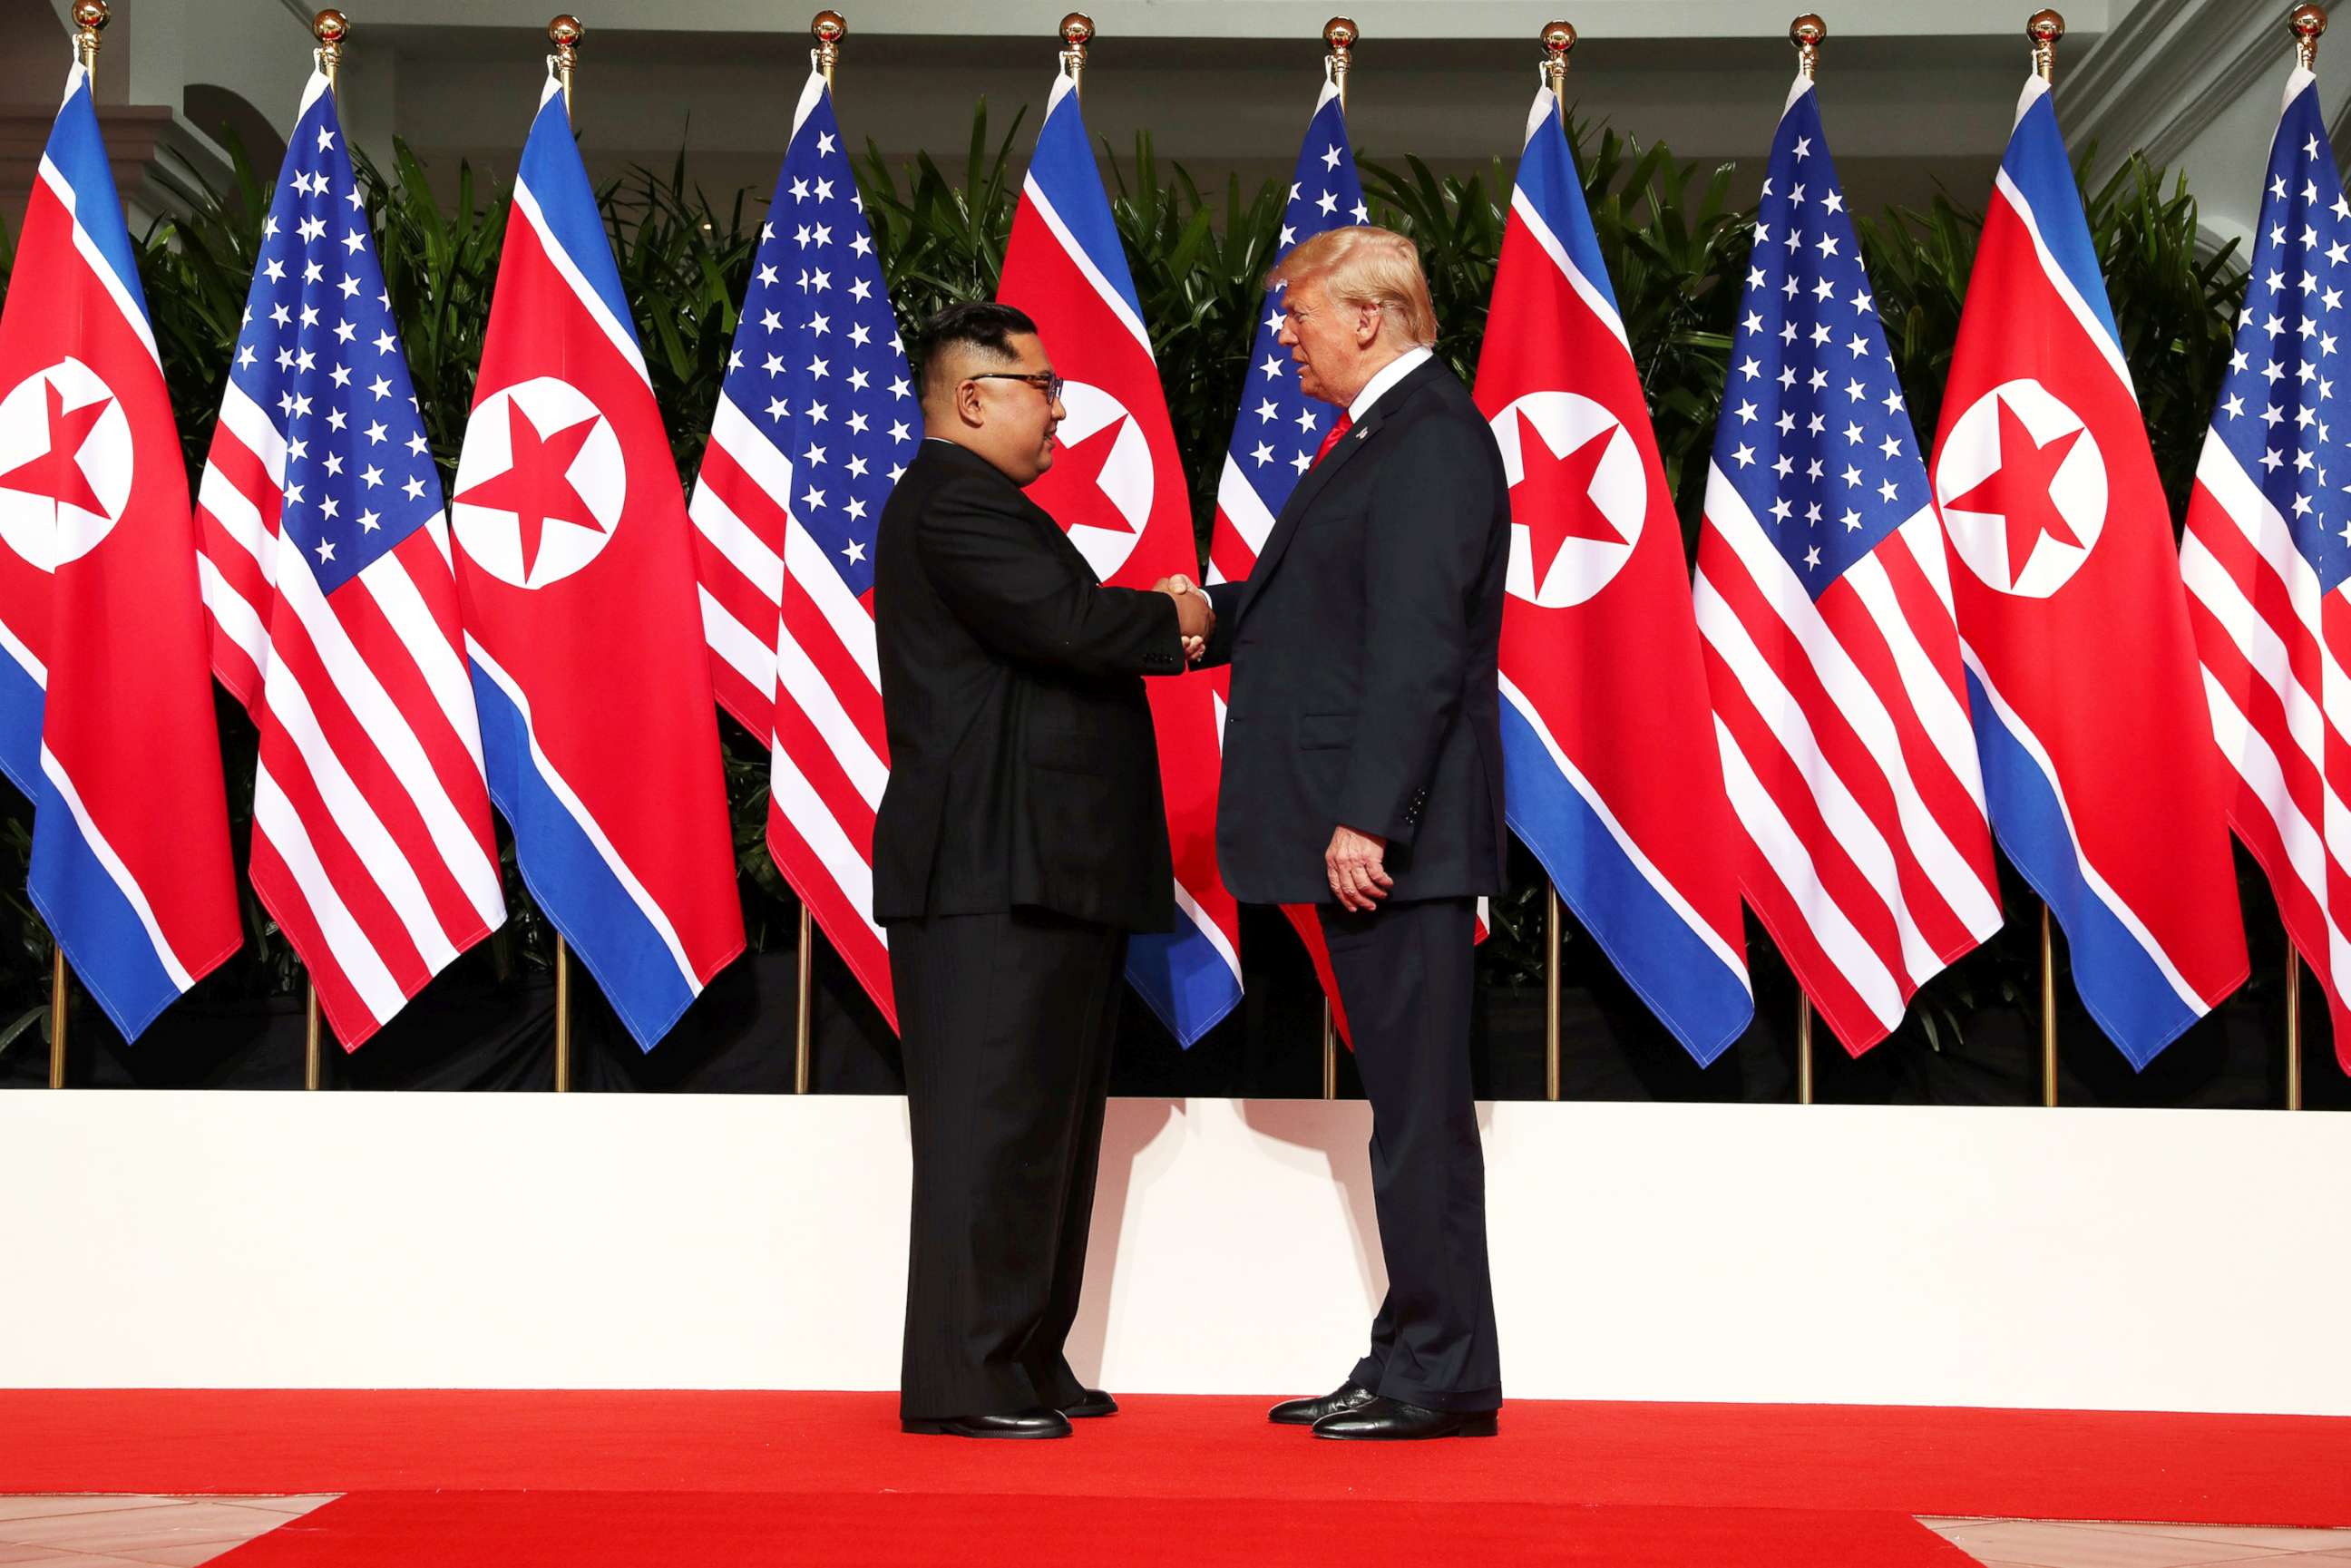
[208,1491,1976,1567]
[5,1392,2346,1564]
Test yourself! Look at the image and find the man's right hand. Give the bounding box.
[1156,575,1214,661]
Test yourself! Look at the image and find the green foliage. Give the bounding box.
[0,102,2252,1048]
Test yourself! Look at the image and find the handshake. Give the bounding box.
[1155,575,1215,664]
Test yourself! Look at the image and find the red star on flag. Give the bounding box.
[1045,415,1138,535]
[0,380,112,518]
[1513,410,1624,587]
[454,403,605,579]
[1946,395,2085,586]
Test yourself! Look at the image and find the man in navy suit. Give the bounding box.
[1197,228,1511,1439]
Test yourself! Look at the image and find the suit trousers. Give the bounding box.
[889,905,1126,1419]
[1316,895,1503,1412]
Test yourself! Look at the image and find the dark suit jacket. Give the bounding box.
[1203,355,1509,905]
[872,439,1188,932]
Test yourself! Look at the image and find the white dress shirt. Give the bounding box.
[1347,344,1435,424]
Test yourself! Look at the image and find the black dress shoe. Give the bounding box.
[1061,1389,1118,1418]
[1312,1396,1497,1441]
[1268,1381,1380,1427]
[901,1407,1073,1439]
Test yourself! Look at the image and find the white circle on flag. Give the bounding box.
[1933,378,2107,599]
[1037,379,1152,582]
[1488,390,1645,608]
[451,375,627,589]
[0,358,134,572]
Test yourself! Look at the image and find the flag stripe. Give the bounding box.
[246,786,407,1025]
[1698,609,1920,984]
[1712,718,1908,1030]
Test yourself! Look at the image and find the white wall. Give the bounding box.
[4,1093,2345,1414]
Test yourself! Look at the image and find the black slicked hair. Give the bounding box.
[917,300,1039,402]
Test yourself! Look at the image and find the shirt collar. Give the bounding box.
[1347,345,1434,424]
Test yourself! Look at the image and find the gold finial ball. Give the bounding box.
[1323,16,1357,50]
[1060,11,1093,46]
[72,0,107,32]
[1540,20,1575,54]
[2291,3,2328,41]
[312,8,347,44]
[2025,8,2064,44]
[548,13,584,48]
[812,8,845,44]
[1790,14,1827,48]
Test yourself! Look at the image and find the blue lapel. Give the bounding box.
[1236,355,1447,621]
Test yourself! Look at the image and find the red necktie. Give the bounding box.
[1312,411,1353,466]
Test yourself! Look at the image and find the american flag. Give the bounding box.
[690,64,912,1027]
[195,70,504,1048]
[2180,59,2351,1072]
[1205,73,1370,1037]
[1692,74,2002,1054]
[1207,74,1365,585]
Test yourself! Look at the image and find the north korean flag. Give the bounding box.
[450,73,745,1047]
[0,63,239,1038]
[1929,73,2247,1066]
[998,73,1241,1045]
[1478,86,1752,1063]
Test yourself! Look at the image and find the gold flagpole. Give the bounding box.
[305,7,350,1096]
[72,1,103,73]
[791,9,846,1097]
[1539,22,1572,1105]
[2286,947,2305,1111]
[2026,8,2063,1110]
[2039,906,2057,1106]
[48,0,111,1090]
[2028,8,2063,84]
[1789,15,1825,1107]
[1060,11,1091,91]
[1797,996,1816,1105]
[1544,891,1562,1101]
[546,12,583,1092]
[305,986,324,1090]
[1325,15,1356,102]
[315,8,346,84]
[1318,15,1355,1103]
[48,946,68,1089]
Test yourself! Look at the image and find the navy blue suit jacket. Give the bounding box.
[1202,355,1509,905]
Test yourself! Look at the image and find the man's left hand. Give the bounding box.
[1326,824,1391,912]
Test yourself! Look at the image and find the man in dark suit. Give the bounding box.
[1200,228,1510,1440]
[872,302,1212,1440]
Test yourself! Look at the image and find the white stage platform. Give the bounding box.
[4,1092,2345,1414]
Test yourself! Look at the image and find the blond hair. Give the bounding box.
[1265,226,1439,349]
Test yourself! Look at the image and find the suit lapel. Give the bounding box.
[1239,356,1447,618]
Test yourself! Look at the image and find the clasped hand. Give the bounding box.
[1154,575,1213,663]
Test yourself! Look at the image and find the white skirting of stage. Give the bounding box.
[4,1092,2345,1414]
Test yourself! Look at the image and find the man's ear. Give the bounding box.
[956,380,986,430]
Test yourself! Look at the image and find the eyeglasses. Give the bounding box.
[971,371,1065,403]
